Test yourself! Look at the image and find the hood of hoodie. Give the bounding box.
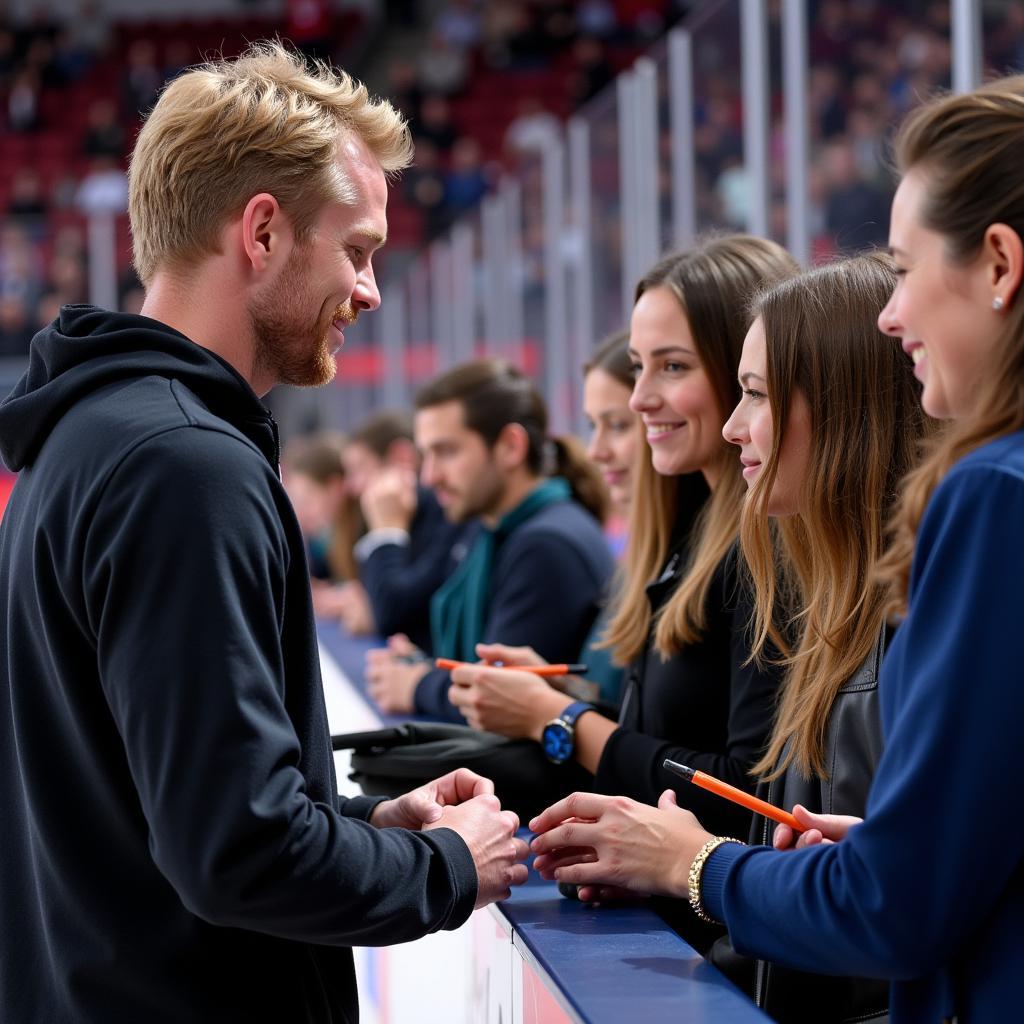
[0,305,276,472]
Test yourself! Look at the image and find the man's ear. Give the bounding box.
[239,192,293,276]
[492,422,530,471]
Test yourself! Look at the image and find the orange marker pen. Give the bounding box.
[663,759,805,832]
[436,657,588,677]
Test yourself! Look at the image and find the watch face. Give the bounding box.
[542,722,573,764]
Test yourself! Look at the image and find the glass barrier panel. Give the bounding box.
[689,0,743,237]
[405,252,436,390]
[646,35,676,258]
[983,2,1024,78]
[577,83,623,344]
[504,149,546,384]
[807,0,949,260]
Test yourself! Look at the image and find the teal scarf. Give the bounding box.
[430,477,572,662]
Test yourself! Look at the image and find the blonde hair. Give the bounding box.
[743,254,932,780]
[129,40,413,285]
[877,76,1024,613]
[603,235,798,664]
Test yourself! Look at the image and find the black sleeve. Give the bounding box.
[360,541,436,638]
[413,530,606,721]
[85,429,478,946]
[360,499,466,645]
[481,531,604,661]
[413,665,461,721]
[595,558,780,838]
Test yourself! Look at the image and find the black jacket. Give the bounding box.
[413,498,614,721]
[589,477,781,953]
[594,546,781,841]
[0,307,477,1023]
[358,485,474,651]
[709,628,889,1023]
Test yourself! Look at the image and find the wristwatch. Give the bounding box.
[541,701,597,764]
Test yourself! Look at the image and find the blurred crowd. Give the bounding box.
[3,0,1024,359]
[0,5,168,355]
[0,0,361,356]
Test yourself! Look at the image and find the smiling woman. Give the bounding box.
[582,328,637,520]
[447,235,798,950]
[704,254,931,1022]
[529,77,1024,1024]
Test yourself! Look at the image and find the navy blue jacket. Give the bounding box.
[703,431,1024,1024]
[0,307,477,1023]
[358,485,474,652]
[413,499,614,720]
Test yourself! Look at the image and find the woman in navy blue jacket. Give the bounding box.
[529,78,1024,1023]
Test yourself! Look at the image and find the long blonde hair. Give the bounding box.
[603,235,798,664]
[129,41,413,285]
[743,254,931,779]
[877,77,1024,613]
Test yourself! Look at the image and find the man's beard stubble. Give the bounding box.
[448,460,506,523]
[250,251,357,389]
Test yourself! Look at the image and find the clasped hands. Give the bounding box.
[527,790,862,904]
[370,766,530,908]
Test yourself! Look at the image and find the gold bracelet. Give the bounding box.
[687,836,745,923]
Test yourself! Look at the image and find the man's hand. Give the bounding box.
[449,663,569,739]
[528,789,714,900]
[365,646,428,714]
[335,582,375,636]
[425,795,530,908]
[310,580,350,620]
[370,768,495,829]
[773,806,863,850]
[387,633,420,659]
[361,466,417,532]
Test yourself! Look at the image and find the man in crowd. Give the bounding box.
[366,358,613,720]
[0,43,526,1023]
[338,409,473,650]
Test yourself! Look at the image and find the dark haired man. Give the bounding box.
[366,359,614,720]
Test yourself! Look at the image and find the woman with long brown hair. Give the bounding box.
[582,328,638,528]
[530,78,1024,1022]
[449,236,797,900]
[698,252,927,1023]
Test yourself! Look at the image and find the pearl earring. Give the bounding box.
[993,296,1005,311]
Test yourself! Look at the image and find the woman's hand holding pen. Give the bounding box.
[773,808,863,850]
[449,662,571,739]
[474,642,548,669]
[528,790,714,900]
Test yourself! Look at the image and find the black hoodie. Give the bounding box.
[0,307,477,1023]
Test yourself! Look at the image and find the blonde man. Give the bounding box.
[0,43,526,1023]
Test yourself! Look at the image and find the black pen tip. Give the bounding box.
[662,759,695,781]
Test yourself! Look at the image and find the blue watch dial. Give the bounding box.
[542,722,573,764]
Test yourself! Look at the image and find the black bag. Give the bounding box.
[332,722,593,822]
